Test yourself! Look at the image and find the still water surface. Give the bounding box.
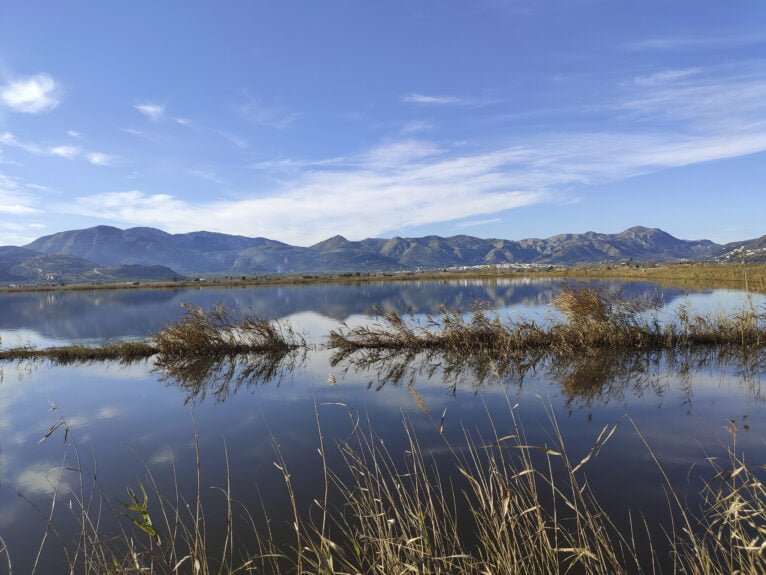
[0,278,764,572]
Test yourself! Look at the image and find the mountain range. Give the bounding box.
[0,225,761,284]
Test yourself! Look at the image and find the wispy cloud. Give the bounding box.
[134,102,165,121]
[188,169,229,186]
[213,129,249,149]
[456,217,502,228]
[57,63,766,245]
[402,93,463,105]
[66,130,82,139]
[0,73,60,114]
[0,131,117,166]
[632,68,700,86]
[617,65,766,131]
[0,172,40,218]
[0,220,45,245]
[402,120,434,134]
[627,32,766,52]
[237,95,301,129]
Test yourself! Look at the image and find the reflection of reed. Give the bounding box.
[155,348,305,404]
[331,346,765,406]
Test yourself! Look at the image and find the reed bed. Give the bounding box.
[329,285,766,356]
[153,303,304,357]
[16,405,766,574]
[0,340,156,363]
[0,303,303,364]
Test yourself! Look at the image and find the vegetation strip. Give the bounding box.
[1,262,765,294]
[329,285,766,353]
[1,287,765,363]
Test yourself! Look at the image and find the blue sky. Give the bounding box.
[0,1,764,246]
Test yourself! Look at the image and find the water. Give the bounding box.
[0,279,764,573]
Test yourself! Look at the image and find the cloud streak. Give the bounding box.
[237,94,301,129]
[134,102,165,121]
[0,132,117,166]
[402,93,464,105]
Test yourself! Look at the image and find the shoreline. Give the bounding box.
[1,262,765,295]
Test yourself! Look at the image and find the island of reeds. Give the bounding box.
[3,285,761,364]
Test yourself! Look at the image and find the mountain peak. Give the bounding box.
[311,235,353,250]
[622,226,660,235]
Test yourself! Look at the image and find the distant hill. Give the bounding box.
[0,246,182,285]
[717,235,766,263]
[19,225,731,275]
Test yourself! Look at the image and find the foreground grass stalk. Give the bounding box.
[18,405,765,574]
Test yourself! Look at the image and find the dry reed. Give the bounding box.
[14,404,766,574]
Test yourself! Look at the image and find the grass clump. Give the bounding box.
[153,303,303,357]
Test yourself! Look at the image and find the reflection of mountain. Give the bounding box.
[0,280,692,342]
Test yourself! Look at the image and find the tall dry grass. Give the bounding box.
[153,303,303,357]
[12,404,766,574]
[329,285,766,356]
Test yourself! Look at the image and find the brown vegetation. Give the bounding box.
[21,406,766,574]
[329,285,766,356]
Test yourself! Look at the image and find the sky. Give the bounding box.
[0,1,765,247]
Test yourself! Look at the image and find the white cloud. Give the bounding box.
[134,102,165,121]
[0,73,60,114]
[85,152,116,166]
[67,130,82,138]
[50,145,81,159]
[402,93,463,105]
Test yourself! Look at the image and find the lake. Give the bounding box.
[0,278,764,573]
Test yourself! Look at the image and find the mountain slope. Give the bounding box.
[717,235,766,263]
[0,246,182,284]
[24,225,727,275]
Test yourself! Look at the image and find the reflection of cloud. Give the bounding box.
[149,446,175,465]
[16,462,72,496]
[0,499,25,528]
[96,405,120,420]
